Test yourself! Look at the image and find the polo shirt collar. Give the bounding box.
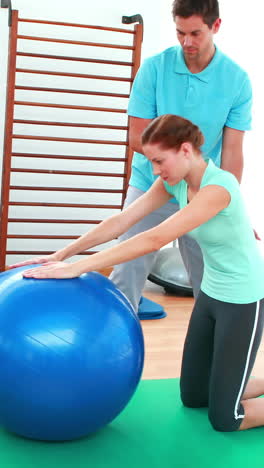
[174,45,221,83]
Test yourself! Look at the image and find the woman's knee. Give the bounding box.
[180,390,208,408]
[208,409,240,432]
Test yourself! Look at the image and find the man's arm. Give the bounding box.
[221,127,261,240]
[129,116,153,154]
[221,126,245,183]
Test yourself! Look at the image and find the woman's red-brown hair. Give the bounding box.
[142,114,204,152]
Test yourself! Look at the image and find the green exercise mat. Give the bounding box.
[0,378,263,468]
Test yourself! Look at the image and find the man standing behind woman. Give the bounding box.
[109,0,253,317]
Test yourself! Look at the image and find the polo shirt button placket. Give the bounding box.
[185,77,196,108]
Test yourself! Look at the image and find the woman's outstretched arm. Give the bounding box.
[23,184,230,279]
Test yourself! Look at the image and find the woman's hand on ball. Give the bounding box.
[22,261,81,279]
[8,253,61,270]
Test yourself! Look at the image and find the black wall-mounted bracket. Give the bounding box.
[1,0,12,26]
[122,14,143,25]
[122,14,143,37]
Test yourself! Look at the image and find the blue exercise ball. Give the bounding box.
[0,266,144,441]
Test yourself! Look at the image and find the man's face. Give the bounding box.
[175,15,221,62]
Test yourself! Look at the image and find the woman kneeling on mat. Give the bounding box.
[11,114,264,432]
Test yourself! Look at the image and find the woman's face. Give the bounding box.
[143,142,191,186]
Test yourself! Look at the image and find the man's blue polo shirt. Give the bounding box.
[127,46,252,193]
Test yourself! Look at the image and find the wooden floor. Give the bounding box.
[141,280,264,380]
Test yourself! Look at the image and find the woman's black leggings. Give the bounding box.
[180,291,264,432]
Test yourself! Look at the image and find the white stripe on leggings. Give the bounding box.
[234,300,260,420]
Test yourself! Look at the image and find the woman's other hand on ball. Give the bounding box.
[22,261,82,279]
[8,253,62,270]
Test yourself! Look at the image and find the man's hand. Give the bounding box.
[254,229,262,241]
